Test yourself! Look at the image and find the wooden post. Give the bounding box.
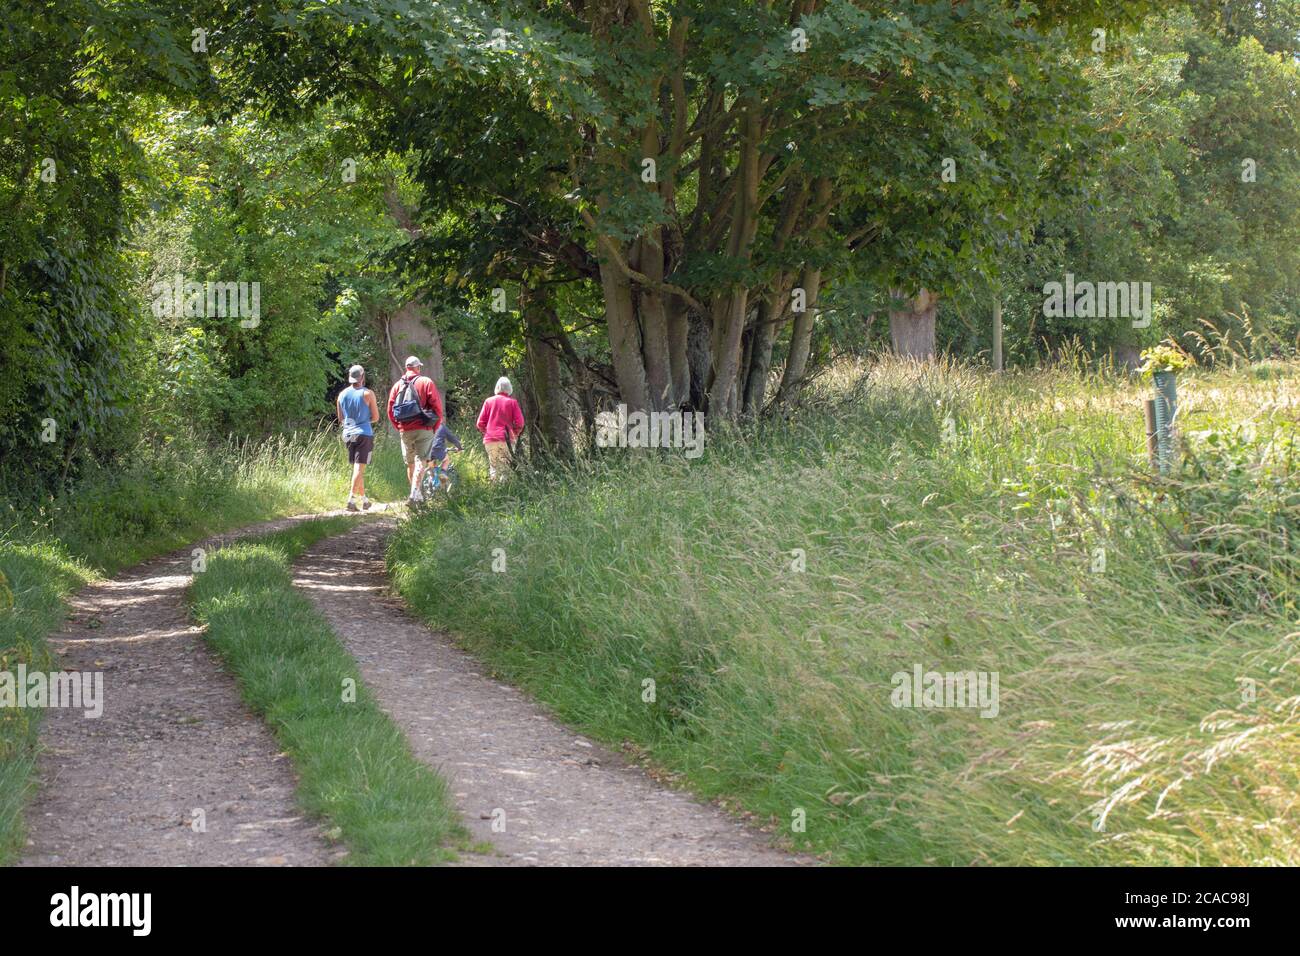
[992,296,1003,372]
[1143,399,1159,470]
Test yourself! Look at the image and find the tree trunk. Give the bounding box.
[523,289,573,459]
[992,296,1003,372]
[686,310,712,411]
[550,322,599,448]
[598,256,651,411]
[633,234,673,410]
[708,289,748,415]
[742,276,793,415]
[381,183,444,388]
[639,290,672,410]
[771,178,832,406]
[774,265,822,404]
[383,299,444,387]
[633,104,674,410]
[705,100,762,417]
[666,296,690,406]
[742,178,813,415]
[743,290,780,413]
[888,288,939,360]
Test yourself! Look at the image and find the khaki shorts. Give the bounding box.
[485,440,512,481]
[400,429,435,466]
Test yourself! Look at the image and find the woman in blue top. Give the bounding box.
[336,364,380,511]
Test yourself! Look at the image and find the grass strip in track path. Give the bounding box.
[191,515,467,865]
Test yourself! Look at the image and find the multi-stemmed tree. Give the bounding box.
[201,0,1153,420]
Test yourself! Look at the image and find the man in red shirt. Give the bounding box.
[387,355,444,504]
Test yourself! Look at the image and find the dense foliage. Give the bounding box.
[2,1,1298,490]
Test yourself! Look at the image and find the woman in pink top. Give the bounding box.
[476,376,526,481]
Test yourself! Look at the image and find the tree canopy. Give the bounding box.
[3,0,1298,488]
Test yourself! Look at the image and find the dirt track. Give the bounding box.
[19,515,353,866]
[19,512,803,867]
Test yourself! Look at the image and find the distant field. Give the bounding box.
[390,357,1300,865]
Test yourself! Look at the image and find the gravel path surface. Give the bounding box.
[19,513,360,867]
[292,518,805,867]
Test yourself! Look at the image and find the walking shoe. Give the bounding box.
[346,498,359,512]
[361,497,372,511]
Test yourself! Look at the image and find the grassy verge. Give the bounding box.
[389,357,1300,866]
[0,545,91,865]
[0,428,409,866]
[190,517,467,865]
[4,429,411,574]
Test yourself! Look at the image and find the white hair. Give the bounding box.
[494,376,513,395]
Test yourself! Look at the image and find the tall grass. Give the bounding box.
[389,357,1300,865]
[2,429,410,573]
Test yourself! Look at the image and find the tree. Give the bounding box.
[134,107,426,436]
[201,0,1153,419]
[0,0,200,493]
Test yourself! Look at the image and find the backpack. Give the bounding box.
[392,376,434,425]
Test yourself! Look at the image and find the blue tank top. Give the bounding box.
[339,386,373,438]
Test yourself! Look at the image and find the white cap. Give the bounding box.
[348,364,365,383]
[404,355,423,369]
